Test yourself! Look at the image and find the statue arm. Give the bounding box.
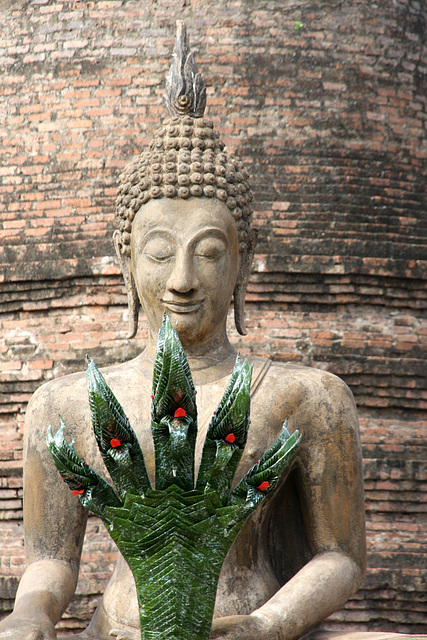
[211,552,362,640]
[212,373,366,640]
[0,381,88,639]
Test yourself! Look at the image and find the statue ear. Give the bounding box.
[233,227,258,336]
[113,231,139,339]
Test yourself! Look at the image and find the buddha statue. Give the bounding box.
[2,21,408,640]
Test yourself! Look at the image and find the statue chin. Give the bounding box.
[163,308,206,345]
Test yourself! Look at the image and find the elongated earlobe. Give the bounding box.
[113,231,139,339]
[234,227,258,336]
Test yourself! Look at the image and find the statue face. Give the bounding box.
[131,197,241,347]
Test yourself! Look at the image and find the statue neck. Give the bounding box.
[142,328,238,385]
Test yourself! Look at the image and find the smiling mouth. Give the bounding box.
[162,300,204,314]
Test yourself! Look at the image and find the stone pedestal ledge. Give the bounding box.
[310,631,426,640]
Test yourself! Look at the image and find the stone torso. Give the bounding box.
[25,352,359,639]
[90,356,288,634]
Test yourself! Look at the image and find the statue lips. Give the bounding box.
[162,299,205,314]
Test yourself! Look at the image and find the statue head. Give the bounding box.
[114,22,257,340]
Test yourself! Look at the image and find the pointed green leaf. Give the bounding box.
[151,315,197,490]
[86,357,151,498]
[46,420,122,521]
[228,421,301,524]
[197,357,252,502]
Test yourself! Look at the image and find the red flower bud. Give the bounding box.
[174,407,186,418]
[110,438,121,448]
[225,433,236,444]
[72,489,85,495]
[256,481,269,492]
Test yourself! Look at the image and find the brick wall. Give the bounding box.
[0,0,426,635]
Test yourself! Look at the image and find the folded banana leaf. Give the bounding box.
[47,314,301,640]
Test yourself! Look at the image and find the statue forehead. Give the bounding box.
[131,197,239,238]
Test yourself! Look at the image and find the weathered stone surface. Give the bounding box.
[0,0,426,636]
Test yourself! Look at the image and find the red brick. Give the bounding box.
[28,360,53,370]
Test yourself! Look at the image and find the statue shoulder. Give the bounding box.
[25,357,146,436]
[266,359,354,397]
[252,358,357,436]
[26,369,87,431]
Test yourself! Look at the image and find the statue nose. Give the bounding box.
[166,256,199,294]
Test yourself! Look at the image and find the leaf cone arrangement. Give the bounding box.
[47,315,301,640]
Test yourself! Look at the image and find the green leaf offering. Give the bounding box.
[47,314,301,640]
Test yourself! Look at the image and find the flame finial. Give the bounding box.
[165,21,206,118]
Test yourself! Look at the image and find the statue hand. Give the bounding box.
[210,613,277,640]
[0,610,57,640]
[110,628,140,640]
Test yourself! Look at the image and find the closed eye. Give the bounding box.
[142,237,175,263]
[195,250,223,260]
[145,253,173,263]
[194,238,226,260]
